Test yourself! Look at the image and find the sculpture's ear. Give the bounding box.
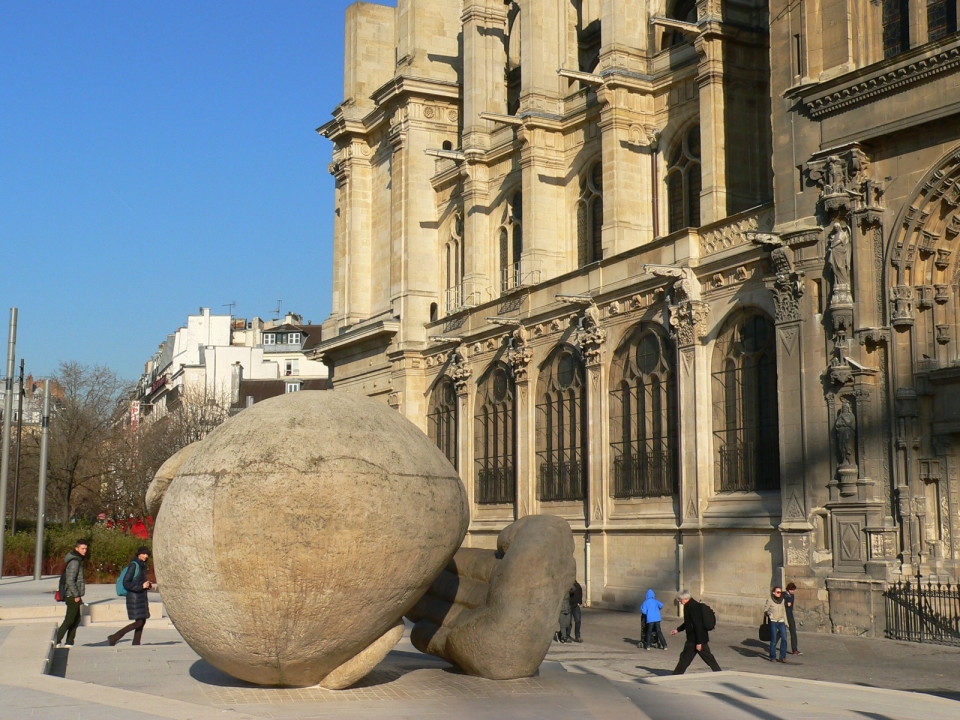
[145,440,204,517]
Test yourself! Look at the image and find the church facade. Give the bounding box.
[315,0,960,632]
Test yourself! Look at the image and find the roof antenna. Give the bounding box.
[223,301,237,316]
[272,300,283,321]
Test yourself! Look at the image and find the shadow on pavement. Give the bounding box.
[623,636,644,648]
[907,689,960,701]
[704,691,782,720]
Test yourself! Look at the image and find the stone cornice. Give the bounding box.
[311,320,400,361]
[788,37,960,119]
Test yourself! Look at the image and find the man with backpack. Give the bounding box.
[669,589,722,674]
[55,539,89,649]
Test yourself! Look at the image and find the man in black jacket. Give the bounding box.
[568,581,584,642]
[669,589,722,674]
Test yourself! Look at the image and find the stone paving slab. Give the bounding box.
[3,577,960,720]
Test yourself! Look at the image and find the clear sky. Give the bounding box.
[1,0,380,382]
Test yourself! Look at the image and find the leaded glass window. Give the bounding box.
[536,345,586,501]
[474,363,516,504]
[609,324,678,497]
[577,162,603,266]
[666,126,701,234]
[711,310,779,492]
[428,377,458,470]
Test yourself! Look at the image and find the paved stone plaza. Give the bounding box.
[2,577,959,719]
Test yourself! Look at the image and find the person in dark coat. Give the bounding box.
[669,589,722,674]
[555,586,572,642]
[107,547,155,646]
[785,582,801,655]
[55,539,89,648]
[568,580,584,642]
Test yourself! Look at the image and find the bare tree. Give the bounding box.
[103,385,231,519]
[46,362,127,524]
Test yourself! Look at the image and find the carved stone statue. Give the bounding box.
[827,220,852,304]
[835,397,857,470]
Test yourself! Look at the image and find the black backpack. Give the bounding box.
[701,603,717,631]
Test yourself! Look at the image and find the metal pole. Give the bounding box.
[0,307,19,576]
[33,380,50,580]
[11,359,25,530]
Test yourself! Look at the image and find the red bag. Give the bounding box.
[54,590,63,602]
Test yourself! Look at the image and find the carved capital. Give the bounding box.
[503,329,533,382]
[571,308,606,366]
[669,300,710,347]
[447,348,473,394]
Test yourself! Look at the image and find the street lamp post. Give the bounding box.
[0,308,19,577]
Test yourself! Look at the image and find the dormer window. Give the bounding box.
[263,334,276,345]
[287,332,302,345]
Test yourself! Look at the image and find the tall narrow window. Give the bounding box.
[577,162,603,266]
[573,1,602,73]
[711,310,779,492]
[428,377,459,470]
[475,363,516,504]
[609,324,678,497]
[661,0,697,49]
[536,345,587,501]
[445,211,465,313]
[666,126,701,234]
[927,0,958,42]
[883,0,911,58]
[500,191,523,293]
[506,3,522,115]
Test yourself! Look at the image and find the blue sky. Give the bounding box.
[1,0,381,382]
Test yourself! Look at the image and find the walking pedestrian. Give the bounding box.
[640,589,667,650]
[785,582,801,655]
[55,539,89,648]
[670,589,721,674]
[763,585,789,663]
[568,580,584,642]
[107,547,156,646]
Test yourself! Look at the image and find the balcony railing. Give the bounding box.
[476,464,516,504]
[537,454,585,502]
[262,342,305,353]
[612,440,676,498]
[501,261,541,294]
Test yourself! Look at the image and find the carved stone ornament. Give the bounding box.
[751,235,805,323]
[807,146,884,223]
[571,306,606,366]
[670,300,710,347]
[890,285,915,328]
[447,347,473,393]
[503,329,533,382]
[826,219,853,306]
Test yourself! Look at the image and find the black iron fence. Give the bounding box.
[884,579,960,646]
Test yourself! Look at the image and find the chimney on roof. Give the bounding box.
[231,362,243,405]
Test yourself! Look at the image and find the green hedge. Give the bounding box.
[2,525,151,583]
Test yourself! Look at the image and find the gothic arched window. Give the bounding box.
[445,211,465,313]
[609,323,678,497]
[666,125,701,234]
[500,191,523,293]
[577,162,603,266]
[428,377,458,470]
[711,310,779,492]
[536,345,586,501]
[474,362,516,504]
[506,3,522,114]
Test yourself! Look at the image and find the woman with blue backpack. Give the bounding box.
[107,546,156,646]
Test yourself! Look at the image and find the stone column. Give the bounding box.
[461,1,508,145]
[335,140,374,325]
[506,331,533,520]
[596,86,655,254]
[694,28,727,224]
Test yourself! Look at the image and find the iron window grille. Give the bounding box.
[536,345,587,501]
[474,364,516,504]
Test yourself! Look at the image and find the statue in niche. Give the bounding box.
[826,220,852,305]
[824,155,846,195]
[835,397,857,470]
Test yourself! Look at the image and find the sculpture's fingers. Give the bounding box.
[145,440,203,517]
[443,515,576,679]
[318,621,404,690]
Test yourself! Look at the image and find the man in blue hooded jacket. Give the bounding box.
[640,589,667,650]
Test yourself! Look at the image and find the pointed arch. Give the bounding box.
[536,343,587,501]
